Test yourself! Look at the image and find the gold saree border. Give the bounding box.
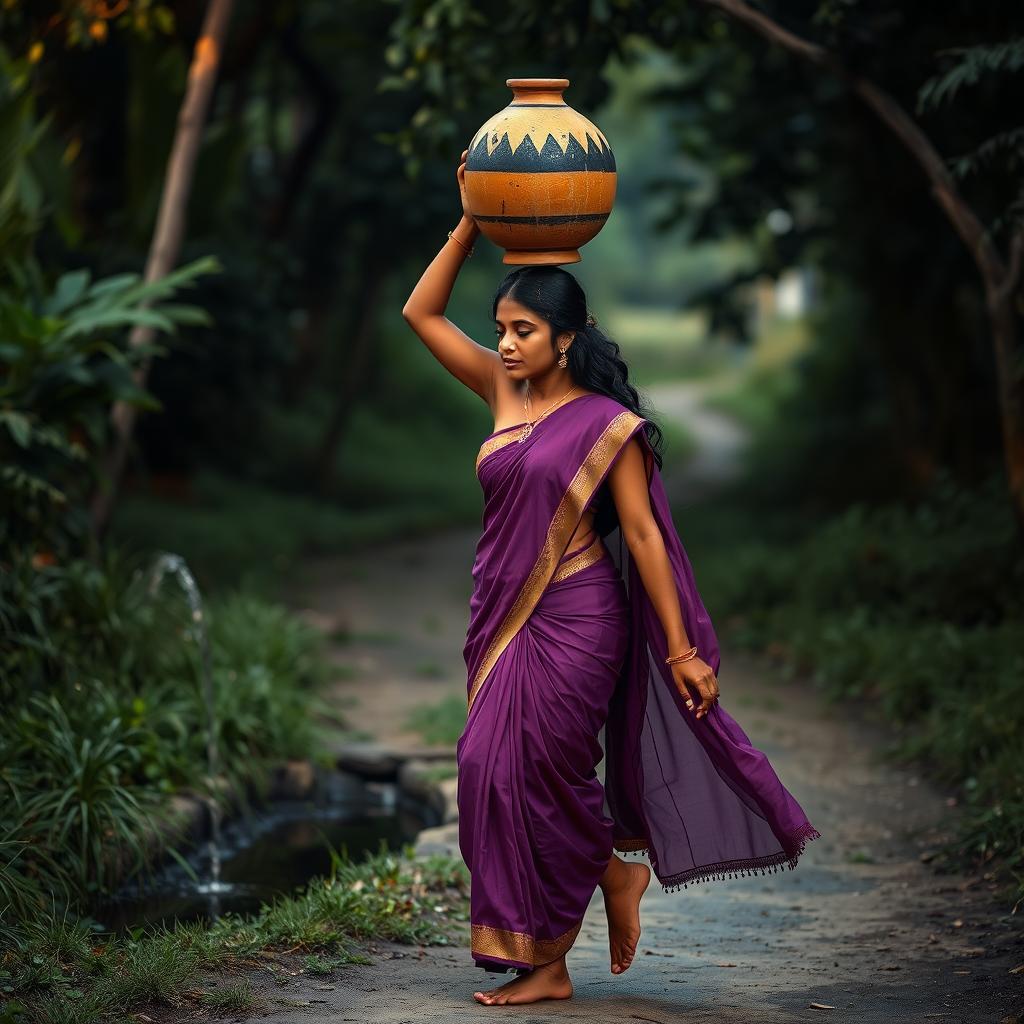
[467,409,644,713]
[550,532,605,583]
[476,425,530,472]
[472,919,583,967]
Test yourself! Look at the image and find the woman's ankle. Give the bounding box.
[599,854,628,892]
[537,954,568,975]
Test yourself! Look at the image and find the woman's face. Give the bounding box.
[493,295,571,379]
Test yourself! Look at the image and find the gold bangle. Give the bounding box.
[665,646,697,665]
[447,229,475,257]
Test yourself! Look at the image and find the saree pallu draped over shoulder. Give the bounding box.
[456,393,821,975]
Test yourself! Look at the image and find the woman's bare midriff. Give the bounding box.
[565,511,596,557]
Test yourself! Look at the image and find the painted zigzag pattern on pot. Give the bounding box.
[467,127,615,174]
[468,101,614,171]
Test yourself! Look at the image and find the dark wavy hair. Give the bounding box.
[492,265,664,471]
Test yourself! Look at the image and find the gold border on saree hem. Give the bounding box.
[471,919,583,965]
[550,532,605,583]
[466,410,645,713]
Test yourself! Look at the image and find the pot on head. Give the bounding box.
[464,78,617,265]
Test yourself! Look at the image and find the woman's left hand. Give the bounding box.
[670,657,720,719]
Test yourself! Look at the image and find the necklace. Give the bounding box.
[518,382,579,443]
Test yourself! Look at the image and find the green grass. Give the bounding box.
[301,951,352,975]
[413,660,447,679]
[200,979,261,1011]
[606,305,738,381]
[2,847,469,1023]
[403,694,466,747]
[845,850,877,864]
[0,549,344,943]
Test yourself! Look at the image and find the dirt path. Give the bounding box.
[267,381,1023,1023]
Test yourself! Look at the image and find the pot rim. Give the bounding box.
[506,77,569,90]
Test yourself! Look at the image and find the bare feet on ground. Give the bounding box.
[472,956,573,1005]
[601,859,651,974]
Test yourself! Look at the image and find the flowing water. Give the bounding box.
[147,552,227,899]
[91,768,438,932]
[103,553,440,934]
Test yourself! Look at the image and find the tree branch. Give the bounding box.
[696,0,1008,288]
[994,229,1024,308]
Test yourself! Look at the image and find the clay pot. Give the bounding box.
[464,78,616,265]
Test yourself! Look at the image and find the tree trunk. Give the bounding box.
[312,251,389,491]
[89,0,235,545]
[699,0,1024,530]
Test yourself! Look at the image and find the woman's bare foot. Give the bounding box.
[600,857,651,974]
[473,955,573,1005]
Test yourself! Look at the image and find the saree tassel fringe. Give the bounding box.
[657,823,824,892]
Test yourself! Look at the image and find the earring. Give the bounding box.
[558,348,568,368]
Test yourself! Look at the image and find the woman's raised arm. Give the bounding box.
[401,151,501,404]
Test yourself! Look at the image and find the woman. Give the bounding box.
[400,151,821,1007]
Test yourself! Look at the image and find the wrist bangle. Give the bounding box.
[665,646,697,665]
[447,229,475,257]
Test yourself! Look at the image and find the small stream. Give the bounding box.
[92,768,440,933]
[105,551,443,935]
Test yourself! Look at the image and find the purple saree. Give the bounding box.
[456,392,821,975]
